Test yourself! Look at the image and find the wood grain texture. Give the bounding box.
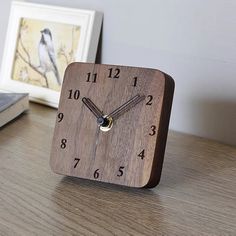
[50,63,174,187]
[0,103,236,235]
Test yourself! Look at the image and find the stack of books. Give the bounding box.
[0,93,29,128]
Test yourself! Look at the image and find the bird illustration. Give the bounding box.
[38,28,61,86]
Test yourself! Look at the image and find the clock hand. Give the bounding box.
[82,97,103,118]
[82,97,112,129]
[108,94,145,120]
[82,94,145,132]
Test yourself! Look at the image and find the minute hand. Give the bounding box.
[109,94,145,120]
[82,97,103,118]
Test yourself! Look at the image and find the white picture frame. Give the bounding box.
[0,1,103,108]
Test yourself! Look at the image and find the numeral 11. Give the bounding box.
[87,73,97,83]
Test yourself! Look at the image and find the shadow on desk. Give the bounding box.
[49,176,168,234]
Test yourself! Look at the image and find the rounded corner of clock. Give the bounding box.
[49,158,60,175]
[141,177,161,189]
[135,171,161,188]
[164,73,175,90]
[65,62,79,72]
[131,176,156,189]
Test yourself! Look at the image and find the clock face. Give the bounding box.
[50,63,174,188]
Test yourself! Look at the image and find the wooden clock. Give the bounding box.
[50,63,174,188]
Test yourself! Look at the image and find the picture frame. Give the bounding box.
[0,1,103,107]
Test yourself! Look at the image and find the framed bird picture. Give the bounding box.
[0,1,103,107]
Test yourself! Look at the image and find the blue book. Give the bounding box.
[0,93,29,128]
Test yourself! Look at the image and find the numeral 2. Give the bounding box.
[146,95,153,105]
[108,68,120,79]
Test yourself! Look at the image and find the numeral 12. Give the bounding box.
[108,68,120,79]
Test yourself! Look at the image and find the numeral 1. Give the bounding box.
[133,77,138,87]
[86,73,97,83]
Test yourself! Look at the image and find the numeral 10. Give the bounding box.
[68,89,80,100]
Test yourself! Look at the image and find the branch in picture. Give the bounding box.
[17,20,50,88]
[57,26,80,65]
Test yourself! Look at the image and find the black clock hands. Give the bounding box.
[108,94,145,120]
[82,97,103,118]
[82,97,112,130]
[82,94,145,132]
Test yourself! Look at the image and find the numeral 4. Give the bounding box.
[138,149,145,159]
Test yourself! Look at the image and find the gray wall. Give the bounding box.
[1,0,236,146]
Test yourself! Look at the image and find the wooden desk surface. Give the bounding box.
[0,103,235,235]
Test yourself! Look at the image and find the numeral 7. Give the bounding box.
[73,158,80,168]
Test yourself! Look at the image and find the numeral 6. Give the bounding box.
[94,169,100,179]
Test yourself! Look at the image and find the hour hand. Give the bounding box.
[109,94,145,120]
[82,97,103,118]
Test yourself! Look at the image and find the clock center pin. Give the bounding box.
[98,115,113,132]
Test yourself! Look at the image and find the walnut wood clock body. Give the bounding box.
[50,63,174,188]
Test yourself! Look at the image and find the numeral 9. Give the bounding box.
[58,113,64,122]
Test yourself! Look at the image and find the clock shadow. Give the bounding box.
[50,176,167,233]
[56,175,158,195]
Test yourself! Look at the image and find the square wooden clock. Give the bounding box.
[50,63,174,188]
